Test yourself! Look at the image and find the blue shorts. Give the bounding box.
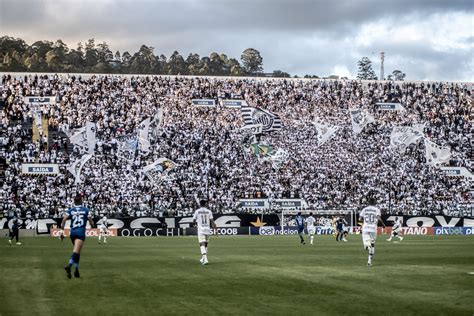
[298,226,305,234]
[336,225,343,232]
[70,234,86,244]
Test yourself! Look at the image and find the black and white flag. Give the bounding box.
[349,108,375,134]
[142,158,176,182]
[67,154,92,184]
[137,118,151,155]
[424,139,451,167]
[116,134,138,161]
[313,121,339,146]
[69,122,96,154]
[241,106,282,132]
[390,124,424,153]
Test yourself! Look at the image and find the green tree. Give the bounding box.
[167,51,186,75]
[186,53,200,75]
[84,38,98,70]
[129,45,158,74]
[356,57,378,80]
[272,70,290,78]
[387,70,406,81]
[241,48,263,74]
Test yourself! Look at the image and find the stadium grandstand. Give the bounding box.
[1,73,472,219]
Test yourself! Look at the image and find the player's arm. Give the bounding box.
[377,215,386,233]
[210,218,217,230]
[377,216,386,228]
[88,217,95,228]
[60,214,69,230]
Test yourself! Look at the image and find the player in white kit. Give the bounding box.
[359,196,385,266]
[387,217,404,242]
[98,216,108,244]
[305,213,317,245]
[193,200,217,265]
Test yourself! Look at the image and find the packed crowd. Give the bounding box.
[1,73,472,218]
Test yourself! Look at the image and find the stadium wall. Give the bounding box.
[1,214,474,237]
[1,72,473,87]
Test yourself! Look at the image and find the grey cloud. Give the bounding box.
[0,0,472,81]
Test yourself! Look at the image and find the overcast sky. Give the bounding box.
[1,0,473,81]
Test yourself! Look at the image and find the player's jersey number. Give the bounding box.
[201,215,209,226]
[364,213,376,224]
[72,214,84,229]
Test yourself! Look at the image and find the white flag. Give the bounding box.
[390,125,424,153]
[313,121,339,146]
[267,148,290,170]
[69,122,96,154]
[424,139,451,167]
[142,158,176,182]
[67,154,92,183]
[137,118,151,155]
[150,109,164,142]
[349,108,375,134]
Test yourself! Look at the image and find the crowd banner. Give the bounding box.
[191,99,216,107]
[220,99,248,108]
[21,163,59,175]
[239,199,270,209]
[23,96,57,105]
[274,199,308,209]
[440,167,474,180]
[376,102,405,111]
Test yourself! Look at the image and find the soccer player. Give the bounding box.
[335,216,348,242]
[295,212,306,245]
[61,195,94,278]
[305,213,316,245]
[8,215,21,246]
[192,200,217,265]
[387,217,404,242]
[359,196,386,266]
[98,215,108,244]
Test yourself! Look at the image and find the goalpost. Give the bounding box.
[280,209,357,233]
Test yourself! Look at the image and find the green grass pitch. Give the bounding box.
[1,235,473,316]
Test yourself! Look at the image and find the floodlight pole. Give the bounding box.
[380,52,385,80]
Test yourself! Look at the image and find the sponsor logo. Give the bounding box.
[212,228,238,235]
[259,226,275,236]
[51,228,117,237]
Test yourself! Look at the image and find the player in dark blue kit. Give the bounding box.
[61,195,94,279]
[295,212,306,245]
[8,215,21,246]
[335,217,348,242]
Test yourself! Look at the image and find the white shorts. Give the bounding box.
[307,227,316,235]
[362,231,377,248]
[99,227,107,234]
[198,234,210,243]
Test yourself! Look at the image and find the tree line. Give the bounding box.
[0,36,405,80]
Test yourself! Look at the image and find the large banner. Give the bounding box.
[1,214,472,235]
[21,163,59,175]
